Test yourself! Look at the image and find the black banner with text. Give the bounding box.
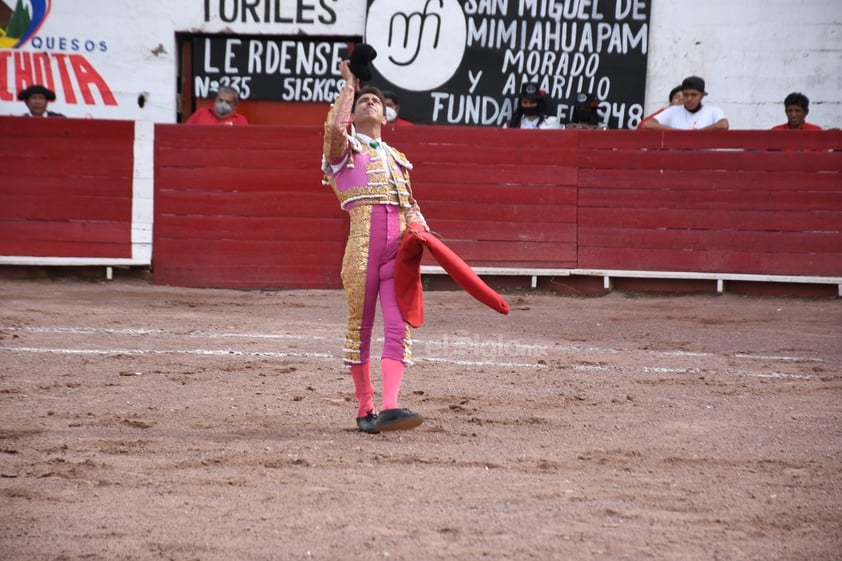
[191,35,356,103]
[364,0,651,129]
[191,0,651,129]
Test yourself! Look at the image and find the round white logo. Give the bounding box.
[366,0,467,91]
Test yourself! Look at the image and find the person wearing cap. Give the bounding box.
[382,90,414,128]
[185,85,248,125]
[642,76,729,130]
[771,92,822,130]
[567,91,607,129]
[321,56,428,435]
[18,85,65,118]
[637,84,684,129]
[505,83,561,129]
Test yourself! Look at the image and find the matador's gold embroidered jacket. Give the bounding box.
[321,86,426,226]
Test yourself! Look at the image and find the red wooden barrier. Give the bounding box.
[404,126,579,268]
[577,130,842,277]
[0,117,135,259]
[3,116,840,293]
[152,125,582,288]
[153,124,347,288]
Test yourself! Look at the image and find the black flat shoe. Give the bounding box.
[374,408,423,432]
[356,411,380,434]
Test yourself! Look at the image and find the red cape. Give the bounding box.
[395,222,510,328]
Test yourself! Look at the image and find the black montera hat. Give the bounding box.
[18,84,56,101]
[349,43,377,82]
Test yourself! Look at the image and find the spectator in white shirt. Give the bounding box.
[642,76,728,130]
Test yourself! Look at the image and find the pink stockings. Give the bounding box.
[349,358,405,417]
[349,362,374,417]
[380,357,404,411]
[344,205,410,418]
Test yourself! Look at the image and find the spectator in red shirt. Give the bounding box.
[185,86,248,126]
[771,92,822,130]
[382,90,414,127]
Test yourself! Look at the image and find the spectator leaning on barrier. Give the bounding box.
[567,91,607,129]
[505,83,562,129]
[185,85,248,125]
[642,76,729,130]
[771,92,822,130]
[637,84,683,129]
[18,85,66,118]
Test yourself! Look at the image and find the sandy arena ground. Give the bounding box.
[1,276,840,560]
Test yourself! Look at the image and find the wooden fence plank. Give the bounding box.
[1,117,135,260]
[6,117,838,291]
[577,207,841,232]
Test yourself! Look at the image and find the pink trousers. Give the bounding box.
[341,204,411,365]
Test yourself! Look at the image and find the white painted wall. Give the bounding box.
[0,0,366,122]
[645,0,842,129]
[2,0,839,128]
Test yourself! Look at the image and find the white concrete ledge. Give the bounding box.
[0,257,150,266]
[420,265,842,295]
[0,257,150,281]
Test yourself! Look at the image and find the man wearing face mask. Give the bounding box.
[505,83,561,129]
[382,91,414,127]
[185,85,248,125]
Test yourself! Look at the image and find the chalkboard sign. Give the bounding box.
[191,35,358,103]
[365,0,651,129]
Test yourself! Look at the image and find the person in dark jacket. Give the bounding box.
[18,85,66,118]
[506,83,561,129]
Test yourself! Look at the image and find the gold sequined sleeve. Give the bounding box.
[405,176,428,229]
[323,85,355,165]
[406,203,428,229]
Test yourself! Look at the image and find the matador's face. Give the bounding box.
[353,92,386,126]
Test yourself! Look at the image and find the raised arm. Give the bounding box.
[323,61,358,165]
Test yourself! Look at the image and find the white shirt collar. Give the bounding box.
[355,132,384,148]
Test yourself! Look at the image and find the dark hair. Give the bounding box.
[784,92,809,112]
[382,90,399,104]
[354,85,385,107]
[216,85,240,103]
[668,85,682,103]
